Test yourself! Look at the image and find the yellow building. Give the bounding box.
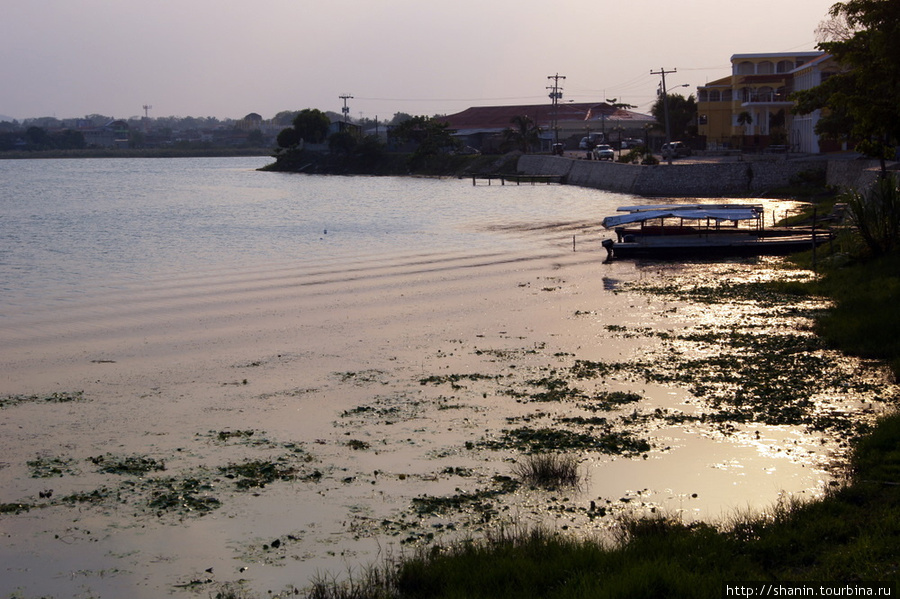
[697,51,837,153]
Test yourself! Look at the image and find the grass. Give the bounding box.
[511,453,581,489]
[808,251,900,378]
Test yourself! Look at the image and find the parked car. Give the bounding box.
[620,139,642,150]
[593,144,615,160]
[661,141,692,158]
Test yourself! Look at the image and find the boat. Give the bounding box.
[601,204,829,259]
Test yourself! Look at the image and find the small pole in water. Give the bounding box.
[573,235,576,252]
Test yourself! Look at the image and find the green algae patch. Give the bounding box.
[219,459,300,489]
[90,454,166,476]
[0,391,85,409]
[480,426,650,456]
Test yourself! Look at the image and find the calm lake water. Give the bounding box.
[2,156,883,598]
[0,156,635,315]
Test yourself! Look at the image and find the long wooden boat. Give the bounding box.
[601,204,829,259]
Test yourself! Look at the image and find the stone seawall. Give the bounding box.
[517,154,829,197]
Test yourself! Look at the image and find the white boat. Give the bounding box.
[601,204,828,259]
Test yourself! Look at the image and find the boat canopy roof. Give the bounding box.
[602,204,763,229]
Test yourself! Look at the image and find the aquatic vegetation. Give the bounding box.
[219,458,299,489]
[0,502,32,514]
[420,373,503,388]
[0,390,85,409]
[27,455,79,478]
[511,453,581,489]
[89,454,166,476]
[147,476,221,514]
[411,476,521,518]
[579,391,643,412]
[480,426,650,456]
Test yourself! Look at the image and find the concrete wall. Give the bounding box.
[517,154,829,197]
[826,159,886,192]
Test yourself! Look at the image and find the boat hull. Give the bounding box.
[602,234,829,259]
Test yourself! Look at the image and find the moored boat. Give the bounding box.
[601,204,829,259]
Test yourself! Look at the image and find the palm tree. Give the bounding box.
[503,115,541,153]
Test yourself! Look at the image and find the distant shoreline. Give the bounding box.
[0,147,274,160]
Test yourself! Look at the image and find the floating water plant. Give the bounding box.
[89,454,166,476]
[0,391,85,409]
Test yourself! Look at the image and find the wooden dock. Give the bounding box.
[470,174,564,186]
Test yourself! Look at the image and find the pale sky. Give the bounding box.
[1,0,838,122]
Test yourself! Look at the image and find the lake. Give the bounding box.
[0,157,887,598]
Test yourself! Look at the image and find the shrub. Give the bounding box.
[843,176,900,256]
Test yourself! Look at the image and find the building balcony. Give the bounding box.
[741,91,793,106]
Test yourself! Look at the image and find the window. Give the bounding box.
[736,61,755,75]
[757,61,774,75]
[709,90,721,102]
[776,60,793,73]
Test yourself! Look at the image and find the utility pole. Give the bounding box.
[547,73,565,148]
[142,104,152,133]
[651,67,677,163]
[339,94,353,124]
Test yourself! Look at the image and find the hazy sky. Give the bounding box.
[1,0,838,121]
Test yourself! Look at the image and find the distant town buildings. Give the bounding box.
[442,102,656,153]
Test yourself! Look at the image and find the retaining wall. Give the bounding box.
[517,154,829,197]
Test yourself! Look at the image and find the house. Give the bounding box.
[80,119,130,149]
[441,102,656,152]
[697,51,839,153]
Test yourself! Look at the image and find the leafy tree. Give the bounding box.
[390,116,456,156]
[389,112,414,126]
[791,0,900,174]
[328,130,358,155]
[276,127,301,149]
[650,94,697,140]
[272,111,299,127]
[291,109,330,144]
[25,126,51,149]
[245,129,265,147]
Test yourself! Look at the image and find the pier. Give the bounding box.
[470,174,564,186]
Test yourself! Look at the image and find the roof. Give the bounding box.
[602,204,763,229]
[731,51,824,61]
[442,102,653,131]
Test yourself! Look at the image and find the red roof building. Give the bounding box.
[441,102,655,151]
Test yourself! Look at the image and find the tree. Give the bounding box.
[605,98,637,110]
[390,116,456,156]
[328,130,357,155]
[292,109,330,144]
[791,0,900,174]
[389,112,414,126]
[650,94,697,140]
[502,115,541,153]
[276,127,300,149]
